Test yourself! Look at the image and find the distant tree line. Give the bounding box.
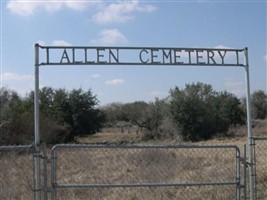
[0,87,105,145]
[102,83,267,141]
[0,83,266,144]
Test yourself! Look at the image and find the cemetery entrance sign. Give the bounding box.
[40,46,245,66]
[33,44,254,200]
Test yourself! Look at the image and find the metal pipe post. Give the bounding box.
[34,43,41,200]
[244,47,254,200]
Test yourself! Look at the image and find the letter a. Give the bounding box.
[60,49,70,63]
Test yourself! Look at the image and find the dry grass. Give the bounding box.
[1,121,266,200]
[76,130,142,144]
[55,146,238,200]
[0,151,34,200]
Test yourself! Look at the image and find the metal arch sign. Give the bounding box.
[33,44,254,200]
[38,45,246,67]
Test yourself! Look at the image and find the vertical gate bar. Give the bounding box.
[43,144,48,200]
[34,43,41,200]
[236,148,241,200]
[51,149,55,200]
[244,47,254,200]
[51,148,57,200]
[54,149,57,200]
[252,138,257,199]
[243,144,247,200]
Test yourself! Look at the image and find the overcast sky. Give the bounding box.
[1,0,266,105]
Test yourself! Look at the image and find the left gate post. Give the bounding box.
[34,43,41,200]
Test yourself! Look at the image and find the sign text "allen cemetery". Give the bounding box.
[39,46,246,67]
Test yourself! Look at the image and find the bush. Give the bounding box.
[0,87,105,145]
[169,83,245,141]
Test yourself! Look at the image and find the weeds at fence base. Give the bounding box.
[0,148,34,200]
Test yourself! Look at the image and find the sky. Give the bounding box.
[1,0,266,105]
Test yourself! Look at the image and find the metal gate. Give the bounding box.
[40,144,246,200]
